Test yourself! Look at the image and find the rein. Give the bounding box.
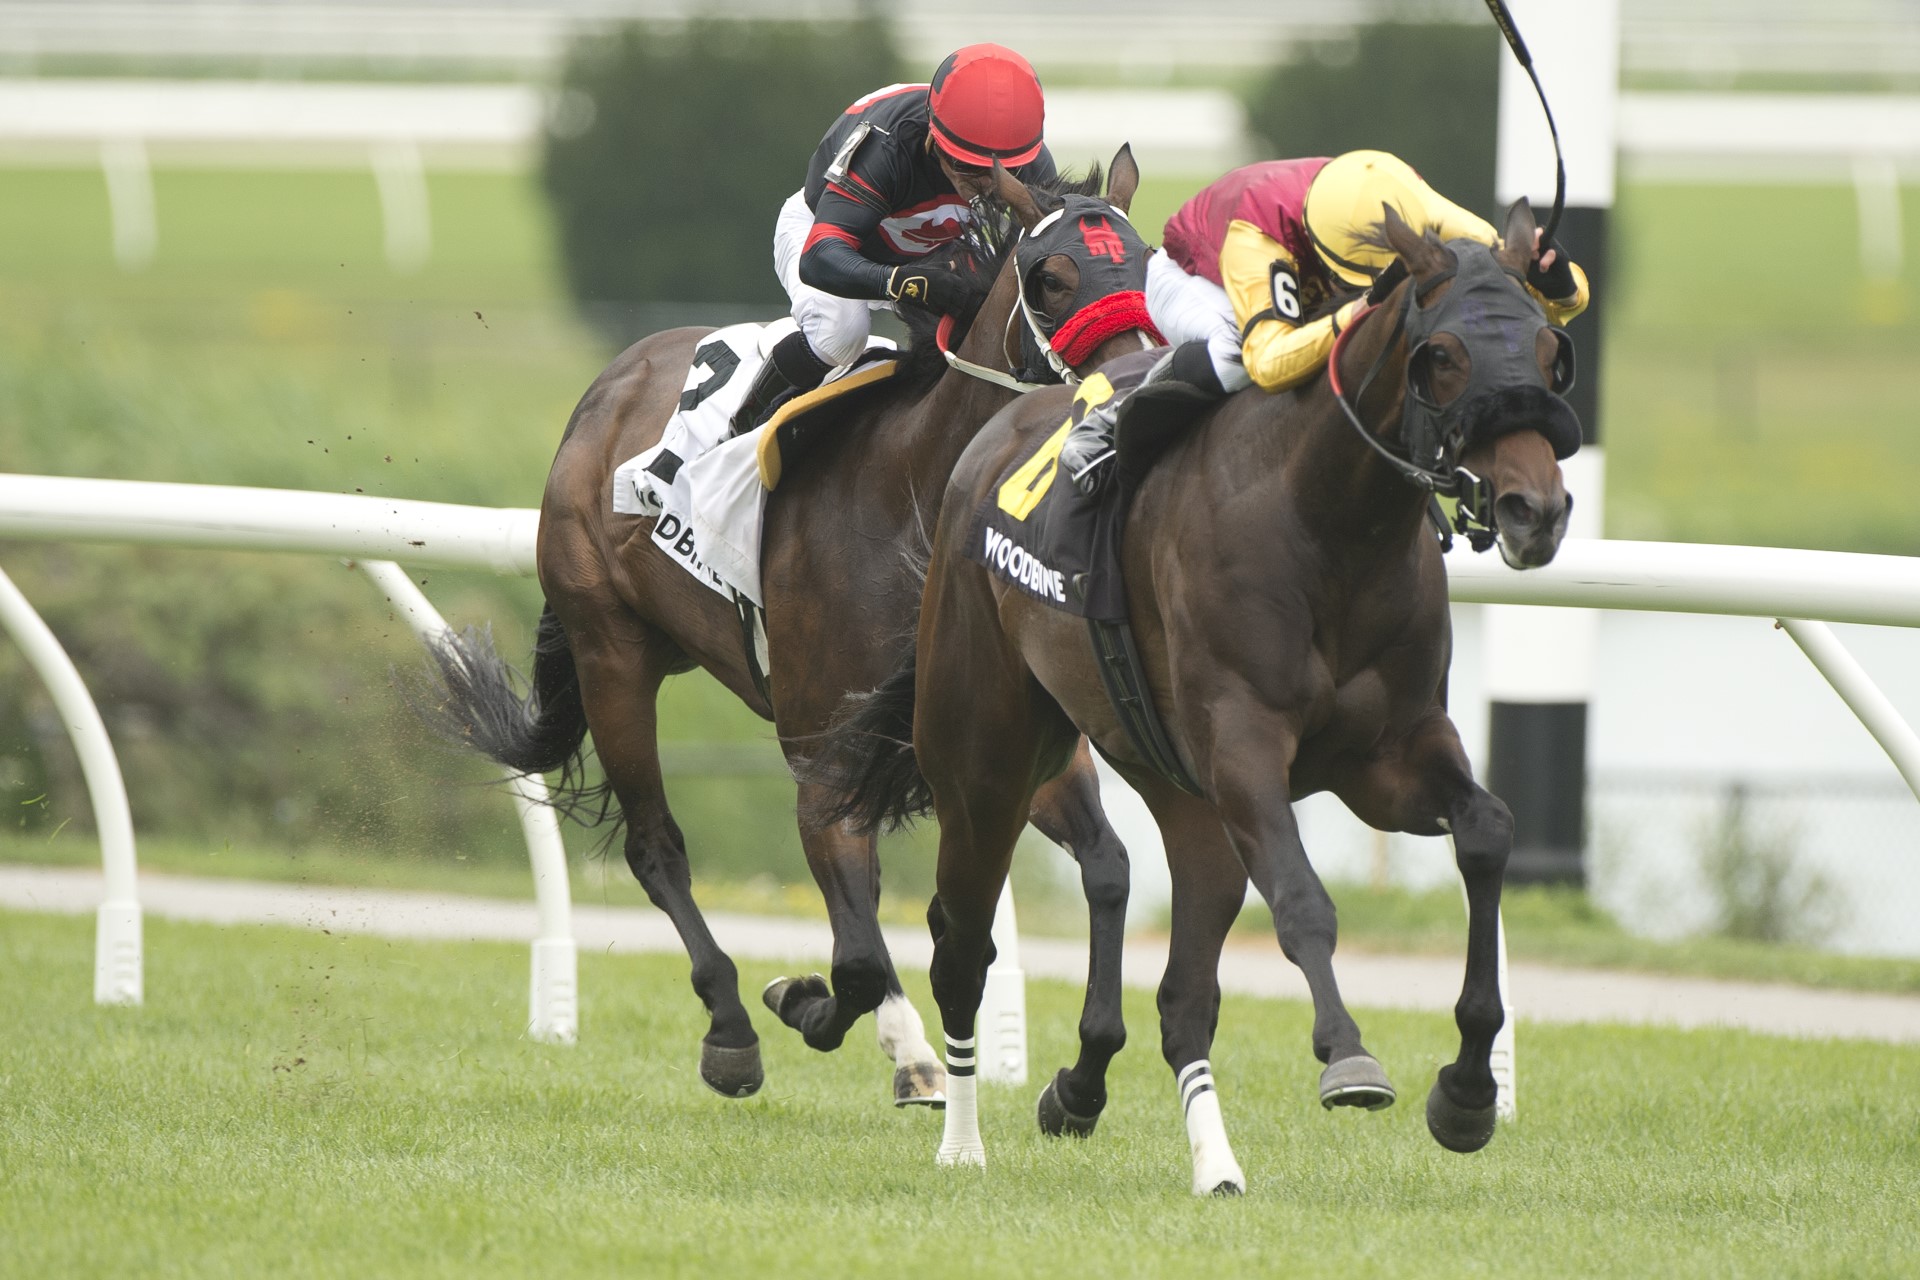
[1325,281,1498,552]
[936,312,1055,394]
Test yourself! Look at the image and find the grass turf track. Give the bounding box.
[3,910,1917,1277]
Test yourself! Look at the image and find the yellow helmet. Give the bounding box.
[1301,150,1436,287]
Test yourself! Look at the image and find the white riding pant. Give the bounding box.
[773,189,893,369]
[1144,249,1255,394]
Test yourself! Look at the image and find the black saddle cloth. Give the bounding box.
[967,348,1209,621]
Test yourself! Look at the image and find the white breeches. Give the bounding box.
[1145,249,1255,394]
[773,189,892,369]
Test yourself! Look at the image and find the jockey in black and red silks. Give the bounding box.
[732,43,1058,433]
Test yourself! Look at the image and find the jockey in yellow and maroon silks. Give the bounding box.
[1058,149,1590,494]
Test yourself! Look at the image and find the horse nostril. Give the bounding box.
[1495,492,1540,531]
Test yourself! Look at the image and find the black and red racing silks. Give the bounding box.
[798,83,1057,303]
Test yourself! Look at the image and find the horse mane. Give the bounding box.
[890,162,1107,396]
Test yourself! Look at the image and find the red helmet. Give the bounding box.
[927,44,1045,168]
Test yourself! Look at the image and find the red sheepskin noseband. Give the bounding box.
[1049,291,1163,368]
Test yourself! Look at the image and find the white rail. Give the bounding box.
[0,563,140,1004]
[0,474,537,575]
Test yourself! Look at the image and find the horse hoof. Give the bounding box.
[761,973,829,1025]
[893,1062,947,1109]
[1319,1053,1396,1111]
[1204,1179,1245,1198]
[1036,1069,1100,1138]
[1425,1077,1497,1153]
[699,1039,764,1099]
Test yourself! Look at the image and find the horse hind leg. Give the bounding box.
[572,624,762,1098]
[1139,784,1251,1196]
[762,790,945,1105]
[1025,739,1130,1139]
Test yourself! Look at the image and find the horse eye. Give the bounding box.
[1431,347,1454,367]
[1042,273,1064,291]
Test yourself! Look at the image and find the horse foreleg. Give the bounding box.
[1211,716,1394,1111]
[1138,783,1249,1196]
[1339,712,1513,1153]
[1025,739,1131,1138]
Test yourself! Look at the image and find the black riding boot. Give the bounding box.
[729,330,834,437]
[1059,340,1228,496]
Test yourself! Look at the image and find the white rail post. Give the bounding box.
[1777,618,1920,803]
[977,879,1028,1084]
[0,563,142,1004]
[357,559,578,1044]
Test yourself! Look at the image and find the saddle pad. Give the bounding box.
[686,426,772,608]
[964,359,1153,622]
[756,357,900,489]
[610,320,895,602]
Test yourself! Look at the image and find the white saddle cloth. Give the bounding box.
[611,317,892,610]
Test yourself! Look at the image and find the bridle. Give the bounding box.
[935,194,1161,394]
[1325,247,1578,554]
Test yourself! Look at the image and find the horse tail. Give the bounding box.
[799,644,932,836]
[409,605,612,826]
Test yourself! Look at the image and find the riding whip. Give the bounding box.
[1480,0,1566,245]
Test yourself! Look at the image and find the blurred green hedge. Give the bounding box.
[541,18,902,314]
[1245,21,1502,218]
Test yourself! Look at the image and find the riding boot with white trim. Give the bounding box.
[729,330,832,437]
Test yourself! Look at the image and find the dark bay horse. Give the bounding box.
[422,153,1154,1109]
[824,201,1577,1191]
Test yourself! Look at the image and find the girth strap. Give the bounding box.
[734,594,772,709]
[1087,617,1202,796]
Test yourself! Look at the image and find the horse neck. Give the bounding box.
[1285,289,1431,552]
[900,269,1032,483]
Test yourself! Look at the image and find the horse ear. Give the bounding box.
[1499,197,1538,274]
[992,160,1045,231]
[1381,202,1447,278]
[1105,143,1139,214]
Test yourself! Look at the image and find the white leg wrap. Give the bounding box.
[936,1035,986,1168]
[1178,1060,1246,1196]
[875,992,939,1070]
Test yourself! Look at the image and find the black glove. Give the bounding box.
[886,264,969,314]
[1526,239,1577,302]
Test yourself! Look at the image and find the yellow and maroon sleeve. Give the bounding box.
[1219,219,1364,394]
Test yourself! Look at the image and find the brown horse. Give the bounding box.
[421,152,1155,1111]
[823,201,1577,1191]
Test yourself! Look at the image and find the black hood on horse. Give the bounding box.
[1401,239,1581,467]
